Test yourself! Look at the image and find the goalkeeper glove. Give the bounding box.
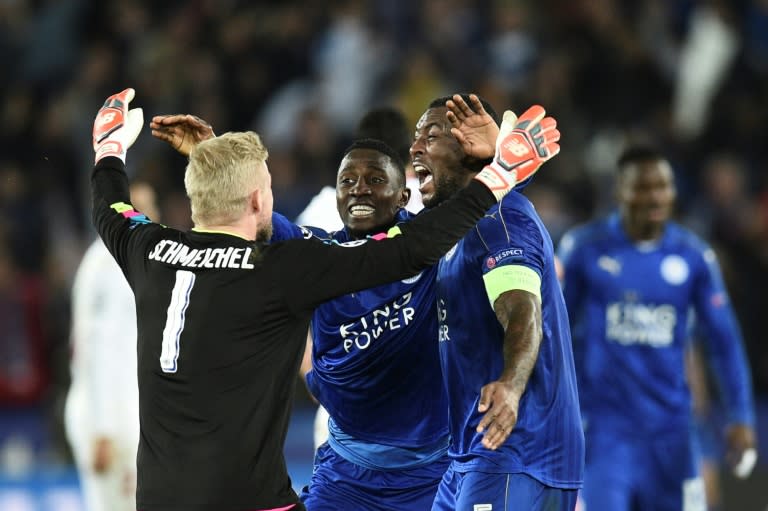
[474,105,561,201]
[93,88,144,164]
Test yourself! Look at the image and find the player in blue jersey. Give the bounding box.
[297,138,450,511]
[413,94,584,511]
[557,145,757,511]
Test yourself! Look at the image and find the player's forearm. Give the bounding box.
[279,180,497,312]
[707,333,756,425]
[494,291,542,397]
[699,305,756,424]
[91,157,132,248]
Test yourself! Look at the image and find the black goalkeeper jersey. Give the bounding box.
[91,157,496,511]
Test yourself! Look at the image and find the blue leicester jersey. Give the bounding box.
[270,212,315,241]
[306,209,449,447]
[436,192,584,488]
[557,213,755,435]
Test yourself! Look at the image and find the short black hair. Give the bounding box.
[617,145,666,173]
[355,107,411,164]
[342,138,406,179]
[428,94,501,124]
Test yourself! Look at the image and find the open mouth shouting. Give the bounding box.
[413,162,434,195]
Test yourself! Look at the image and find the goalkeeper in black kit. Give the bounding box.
[89,88,561,511]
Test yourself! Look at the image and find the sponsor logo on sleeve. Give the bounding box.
[486,247,524,269]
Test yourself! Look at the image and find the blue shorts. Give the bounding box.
[300,443,449,511]
[582,428,705,511]
[431,463,578,511]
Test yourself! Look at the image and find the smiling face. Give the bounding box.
[410,107,474,209]
[617,158,676,240]
[336,148,409,239]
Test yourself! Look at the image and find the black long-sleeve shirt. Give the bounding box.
[91,156,496,511]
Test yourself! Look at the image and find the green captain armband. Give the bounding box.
[482,265,541,307]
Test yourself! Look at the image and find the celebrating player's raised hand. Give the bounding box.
[93,88,143,164]
[150,114,215,156]
[446,93,499,160]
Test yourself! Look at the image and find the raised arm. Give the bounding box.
[91,89,164,273]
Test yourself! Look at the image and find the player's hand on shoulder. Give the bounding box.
[150,114,215,156]
[93,88,144,164]
[446,93,499,160]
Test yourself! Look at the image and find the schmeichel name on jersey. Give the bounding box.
[148,240,255,269]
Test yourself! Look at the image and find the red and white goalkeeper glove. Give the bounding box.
[93,88,144,164]
[474,105,560,201]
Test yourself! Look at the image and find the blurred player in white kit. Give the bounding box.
[64,182,159,511]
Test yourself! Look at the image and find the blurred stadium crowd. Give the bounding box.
[1,0,767,471]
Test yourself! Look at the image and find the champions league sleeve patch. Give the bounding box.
[484,247,525,271]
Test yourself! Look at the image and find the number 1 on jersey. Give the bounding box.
[160,270,196,373]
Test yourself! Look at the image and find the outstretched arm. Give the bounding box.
[150,114,215,156]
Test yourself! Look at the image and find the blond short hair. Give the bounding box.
[185,131,269,226]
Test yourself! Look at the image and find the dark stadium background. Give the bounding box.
[0,0,767,509]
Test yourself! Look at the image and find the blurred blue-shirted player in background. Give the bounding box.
[557,145,757,511]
